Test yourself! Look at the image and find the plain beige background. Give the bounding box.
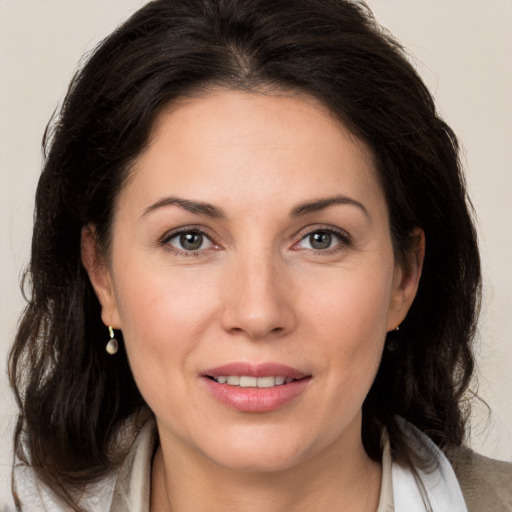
[1,1,511,508]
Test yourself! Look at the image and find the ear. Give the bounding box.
[386,228,425,331]
[81,225,121,329]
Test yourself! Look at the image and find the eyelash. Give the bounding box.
[159,225,352,257]
[293,226,352,254]
[159,226,219,258]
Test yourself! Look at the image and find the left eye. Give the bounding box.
[298,230,343,250]
[167,231,213,251]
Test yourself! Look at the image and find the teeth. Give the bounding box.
[256,376,275,388]
[213,375,293,387]
[240,376,258,387]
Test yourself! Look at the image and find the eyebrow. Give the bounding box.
[290,195,369,218]
[141,197,226,218]
[141,194,368,220]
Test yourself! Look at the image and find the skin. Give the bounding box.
[82,90,424,511]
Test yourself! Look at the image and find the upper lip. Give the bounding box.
[202,362,309,379]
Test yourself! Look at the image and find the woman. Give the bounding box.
[9,0,511,510]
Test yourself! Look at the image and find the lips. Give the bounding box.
[203,362,308,379]
[201,362,311,413]
[211,375,294,387]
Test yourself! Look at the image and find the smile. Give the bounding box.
[202,363,311,412]
[210,376,296,387]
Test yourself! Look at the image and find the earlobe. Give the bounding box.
[81,226,121,329]
[387,228,425,331]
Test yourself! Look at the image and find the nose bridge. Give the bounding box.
[222,244,295,339]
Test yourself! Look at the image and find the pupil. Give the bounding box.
[311,232,331,250]
[180,232,202,250]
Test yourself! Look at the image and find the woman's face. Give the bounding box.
[85,90,421,473]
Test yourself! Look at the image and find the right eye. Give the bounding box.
[166,231,214,252]
[295,228,349,252]
[299,230,337,250]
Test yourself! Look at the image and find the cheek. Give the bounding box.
[114,254,220,331]
[303,264,393,343]
[304,293,387,444]
[302,266,392,391]
[110,261,221,393]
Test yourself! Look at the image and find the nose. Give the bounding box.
[221,252,297,340]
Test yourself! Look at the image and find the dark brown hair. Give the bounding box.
[10,0,481,509]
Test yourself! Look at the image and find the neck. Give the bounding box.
[151,424,382,512]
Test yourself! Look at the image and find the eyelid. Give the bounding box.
[292,225,352,251]
[158,224,351,255]
[159,225,221,254]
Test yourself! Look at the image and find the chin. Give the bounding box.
[200,429,315,473]
[213,451,305,474]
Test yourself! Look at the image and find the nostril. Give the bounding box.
[221,296,296,339]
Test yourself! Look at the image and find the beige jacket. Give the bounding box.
[447,445,512,512]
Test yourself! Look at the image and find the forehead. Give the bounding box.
[120,89,385,219]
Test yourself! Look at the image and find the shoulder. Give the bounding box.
[15,464,116,511]
[446,445,512,512]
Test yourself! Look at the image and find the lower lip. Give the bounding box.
[201,377,311,413]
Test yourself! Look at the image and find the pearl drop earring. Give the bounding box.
[106,326,119,355]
